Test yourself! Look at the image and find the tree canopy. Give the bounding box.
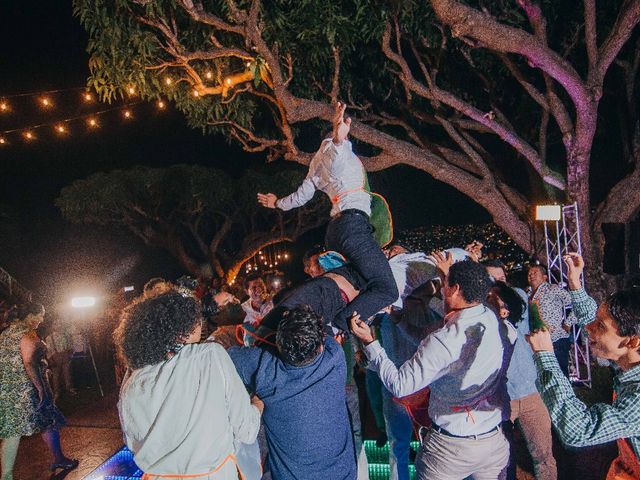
[56,165,329,281]
[74,0,640,294]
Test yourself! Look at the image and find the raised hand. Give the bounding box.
[431,250,453,278]
[349,312,375,345]
[563,252,584,290]
[332,101,351,145]
[526,328,554,353]
[257,192,277,209]
[465,240,484,261]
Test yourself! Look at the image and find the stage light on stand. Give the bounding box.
[71,295,103,397]
[535,205,562,222]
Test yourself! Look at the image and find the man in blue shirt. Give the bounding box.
[229,306,356,480]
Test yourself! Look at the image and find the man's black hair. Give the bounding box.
[275,305,325,366]
[482,259,507,271]
[491,281,526,325]
[243,272,265,291]
[114,292,201,370]
[527,264,547,276]
[607,288,640,338]
[302,245,326,266]
[447,260,493,304]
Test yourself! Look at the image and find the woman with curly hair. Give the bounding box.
[0,302,77,480]
[115,291,262,479]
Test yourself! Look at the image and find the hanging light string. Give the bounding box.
[0,101,143,135]
[0,86,87,100]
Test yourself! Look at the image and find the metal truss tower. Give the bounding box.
[541,202,592,387]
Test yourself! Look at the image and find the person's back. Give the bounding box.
[115,293,261,479]
[229,306,356,480]
[120,343,258,475]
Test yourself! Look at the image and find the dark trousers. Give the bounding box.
[553,337,572,378]
[325,210,398,331]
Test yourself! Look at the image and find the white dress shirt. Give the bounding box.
[276,138,371,217]
[389,248,470,309]
[365,304,516,436]
[118,343,260,477]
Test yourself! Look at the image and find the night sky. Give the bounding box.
[0,1,488,306]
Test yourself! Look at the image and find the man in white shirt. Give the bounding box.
[257,102,397,331]
[241,273,274,346]
[352,257,516,479]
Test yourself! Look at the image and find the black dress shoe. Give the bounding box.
[50,459,79,471]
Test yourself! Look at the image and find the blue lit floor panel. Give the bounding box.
[82,446,143,480]
[84,441,418,479]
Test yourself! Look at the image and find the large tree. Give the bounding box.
[74,0,640,297]
[56,165,328,281]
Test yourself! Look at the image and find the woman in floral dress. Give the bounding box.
[0,302,77,479]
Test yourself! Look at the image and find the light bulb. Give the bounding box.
[0,102,8,111]
[24,132,34,140]
[84,93,93,101]
[157,100,165,109]
[88,118,98,127]
[205,71,213,79]
[193,90,200,97]
[165,77,173,86]
[127,86,136,95]
[56,125,66,133]
[0,137,6,144]
[41,97,51,107]
[224,77,233,86]
[124,110,132,118]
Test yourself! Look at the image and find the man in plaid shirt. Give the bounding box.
[527,253,640,477]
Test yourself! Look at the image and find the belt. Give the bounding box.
[332,208,369,220]
[429,423,500,440]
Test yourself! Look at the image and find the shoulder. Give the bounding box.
[19,331,40,352]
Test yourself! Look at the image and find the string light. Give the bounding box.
[84,92,93,102]
[205,71,213,80]
[40,97,52,107]
[157,100,165,109]
[246,62,252,68]
[87,117,98,127]
[123,110,132,119]
[224,77,233,86]
[127,86,136,95]
[192,90,200,97]
[24,131,35,140]
[0,137,6,145]
[55,124,67,134]
[0,102,8,112]
[165,77,173,86]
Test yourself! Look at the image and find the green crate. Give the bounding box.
[363,440,390,464]
[368,463,390,480]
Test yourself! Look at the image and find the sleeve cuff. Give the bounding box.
[364,340,384,360]
[569,287,590,303]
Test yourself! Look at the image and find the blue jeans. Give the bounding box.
[325,210,398,331]
[553,337,571,378]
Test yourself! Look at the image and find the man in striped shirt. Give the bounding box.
[527,253,640,475]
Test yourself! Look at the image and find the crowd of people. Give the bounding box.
[1,103,639,480]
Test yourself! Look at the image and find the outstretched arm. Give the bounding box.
[257,102,352,211]
[528,331,640,449]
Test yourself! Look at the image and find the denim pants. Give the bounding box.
[325,210,398,331]
[553,337,572,378]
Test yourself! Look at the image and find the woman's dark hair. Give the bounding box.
[491,281,526,325]
[114,292,201,370]
[607,288,640,338]
[276,305,324,366]
[7,302,44,323]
